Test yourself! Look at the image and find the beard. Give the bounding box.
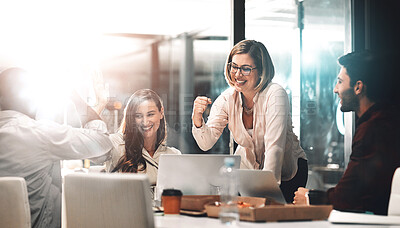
[340,88,359,112]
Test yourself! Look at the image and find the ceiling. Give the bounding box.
[0,0,345,68]
[0,0,231,69]
[0,0,346,100]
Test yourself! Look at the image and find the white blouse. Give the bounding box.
[192,83,306,183]
[106,132,181,185]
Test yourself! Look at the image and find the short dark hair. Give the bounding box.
[338,50,395,103]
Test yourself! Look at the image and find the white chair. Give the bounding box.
[388,167,400,216]
[0,177,31,228]
[64,173,154,228]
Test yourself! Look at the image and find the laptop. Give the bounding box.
[237,169,287,205]
[155,154,241,201]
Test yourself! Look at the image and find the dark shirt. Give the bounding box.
[327,103,400,215]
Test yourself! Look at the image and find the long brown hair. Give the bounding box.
[112,89,166,173]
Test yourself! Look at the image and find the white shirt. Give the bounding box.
[106,132,181,185]
[192,83,306,183]
[0,110,113,228]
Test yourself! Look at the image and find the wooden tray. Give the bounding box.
[205,204,333,222]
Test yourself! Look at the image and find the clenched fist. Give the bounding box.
[192,96,212,128]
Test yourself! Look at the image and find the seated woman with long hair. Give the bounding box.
[97,88,181,185]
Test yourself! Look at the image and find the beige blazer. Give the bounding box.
[192,83,306,183]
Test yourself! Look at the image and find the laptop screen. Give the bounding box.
[155,154,240,201]
[237,169,287,205]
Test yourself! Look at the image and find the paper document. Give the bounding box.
[328,210,400,225]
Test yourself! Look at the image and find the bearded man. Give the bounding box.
[293,51,400,215]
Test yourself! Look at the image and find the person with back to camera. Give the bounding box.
[293,51,400,215]
[192,40,308,203]
[94,84,181,186]
[0,67,113,228]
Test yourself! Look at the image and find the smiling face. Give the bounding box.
[134,99,164,142]
[230,54,259,95]
[333,67,359,112]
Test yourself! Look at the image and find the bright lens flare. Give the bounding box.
[21,67,96,123]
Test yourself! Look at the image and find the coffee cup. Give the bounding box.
[161,189,182,215]
[308,189,328,205]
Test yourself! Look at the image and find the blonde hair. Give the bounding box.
[224,40,275,92]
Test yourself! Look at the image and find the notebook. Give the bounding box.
[237,169,287,205]
[328,210,400,225]
[155,154,241,201]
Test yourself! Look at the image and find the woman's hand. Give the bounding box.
[91,69,109,115]
[192,96,212,128]
[293,187,310,205]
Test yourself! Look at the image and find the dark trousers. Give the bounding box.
[280,158,308,203]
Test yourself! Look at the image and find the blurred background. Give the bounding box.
[2,0,393,190]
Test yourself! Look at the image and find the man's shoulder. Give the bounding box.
[0,110,38,129]
[354,105,399,145]
[361,105,399,129]
[0,110,30,121]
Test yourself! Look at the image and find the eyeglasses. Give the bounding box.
[228,62,257,76]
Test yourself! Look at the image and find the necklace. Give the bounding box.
[243,103,254,115]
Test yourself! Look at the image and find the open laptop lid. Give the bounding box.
[237,169,287,205]
[155,154,240,201]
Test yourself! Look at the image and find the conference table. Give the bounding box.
[60,166,400,228]
[154,214,399,228]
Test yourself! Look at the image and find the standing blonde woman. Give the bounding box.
[192,40,307,202]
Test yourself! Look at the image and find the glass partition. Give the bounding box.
[98,0,232,155]
[245,0,349,190]
[157,37,232,154]
[12,0,351,180]
[96,1,350,184]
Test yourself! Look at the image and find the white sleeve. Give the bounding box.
[192,94,229,151]
[37,119,113,161]
[262,88,289,184]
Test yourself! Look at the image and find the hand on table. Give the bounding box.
[293,187,310,205]
[91,69,109,115]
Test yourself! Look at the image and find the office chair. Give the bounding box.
[0,177,31,228]
[388,167,400,216]
[64,173,154,228]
